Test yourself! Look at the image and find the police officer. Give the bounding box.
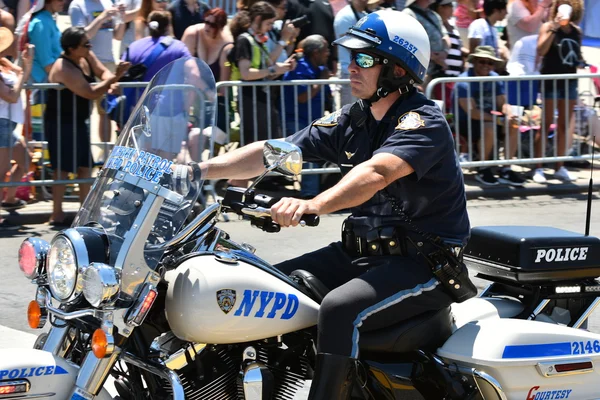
[199,9,470,399]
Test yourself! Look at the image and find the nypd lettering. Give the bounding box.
[105,146,173,183]
[0,365,69,380]
[534,247,588,263]
[526,386,572,400]
[391,35,418,55]
[234,290,299,319]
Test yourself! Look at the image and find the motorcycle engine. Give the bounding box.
[155,333,310,400]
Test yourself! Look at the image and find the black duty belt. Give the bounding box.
[342,223,434,257]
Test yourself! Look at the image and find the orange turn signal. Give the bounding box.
[27,301,41,329]
[92,329,108,358]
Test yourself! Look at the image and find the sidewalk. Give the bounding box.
[2,164,599,227]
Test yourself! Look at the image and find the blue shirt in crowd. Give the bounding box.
[454,68,505,122]
[28,10,62,83]
[282,57,332,134]
[121,36,191,116]
[122,36,191,80]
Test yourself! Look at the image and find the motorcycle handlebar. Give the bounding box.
[252,193,320,227]
[241,206,320,227]
[222,187,320,230]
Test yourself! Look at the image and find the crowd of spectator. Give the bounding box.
[0,0,594,228]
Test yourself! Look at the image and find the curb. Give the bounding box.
[464,180,600,200]
[3,181,599,227]
[4,210,78,228]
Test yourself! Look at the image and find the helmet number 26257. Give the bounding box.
[392,36,418,55]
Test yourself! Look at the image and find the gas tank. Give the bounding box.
[164,253,320,344]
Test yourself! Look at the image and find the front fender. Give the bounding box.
[0,349,113,400]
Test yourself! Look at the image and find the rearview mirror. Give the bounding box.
[263,140,303,177]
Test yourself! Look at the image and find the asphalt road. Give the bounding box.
[0,193,599,399]
[1,193,600,334]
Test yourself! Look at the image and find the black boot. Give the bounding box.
[308,353,355,400]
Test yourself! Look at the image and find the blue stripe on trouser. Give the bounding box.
[350,277,440,359]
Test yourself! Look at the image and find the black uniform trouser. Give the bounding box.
[275,241,453,359]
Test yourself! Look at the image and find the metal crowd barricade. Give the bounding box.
[0,82,148,194]
[1,79,353,194]
[207,0,238,16]
[6,72,600,194]
[214,78,350,178]
[426,72,600,169]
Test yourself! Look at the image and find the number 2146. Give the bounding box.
[571,340,600,354]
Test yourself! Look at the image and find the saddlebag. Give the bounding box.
[464,226,600,283]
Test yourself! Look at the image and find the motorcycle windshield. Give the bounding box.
[73,58,214,272]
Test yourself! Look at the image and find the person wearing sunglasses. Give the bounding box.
[44,26,131,226]
[196,10,471,399]
[454,45,526,186]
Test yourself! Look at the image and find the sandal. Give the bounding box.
[2,199,27,211]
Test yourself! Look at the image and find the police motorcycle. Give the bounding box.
[4,57,600,400]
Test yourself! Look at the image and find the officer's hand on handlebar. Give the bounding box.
[271,197,320,227]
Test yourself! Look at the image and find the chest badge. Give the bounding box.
[345,150,356,160]
[217,289,237,314]
[396,111,425,130]
[313,109,342,127]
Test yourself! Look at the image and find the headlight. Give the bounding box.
[18,238,50,279]
[48,236,78,301]
[83,263,120,307]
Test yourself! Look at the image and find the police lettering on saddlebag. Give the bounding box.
[463,226,600,283]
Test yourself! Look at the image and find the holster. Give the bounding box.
[424,248,477,303]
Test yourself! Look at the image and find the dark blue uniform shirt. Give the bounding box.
[286,88,470,243]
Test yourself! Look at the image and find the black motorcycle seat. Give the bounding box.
[290,269,453,353]
[359,306,453,353]
[290,269,330,303]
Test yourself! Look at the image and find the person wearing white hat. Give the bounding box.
[455,45,526,186]
[197,10,471,399]
[0,28,34,229]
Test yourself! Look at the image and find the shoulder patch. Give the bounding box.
[396,111,425,131]
[313,109,342,127]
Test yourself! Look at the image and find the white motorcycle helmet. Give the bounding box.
[333,10,431,101]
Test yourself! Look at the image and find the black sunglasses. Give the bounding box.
[82,41,92,49]
[351,51,383,69]
[476,59,495,66]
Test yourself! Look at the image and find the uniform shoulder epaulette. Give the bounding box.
[395,111,425,131]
